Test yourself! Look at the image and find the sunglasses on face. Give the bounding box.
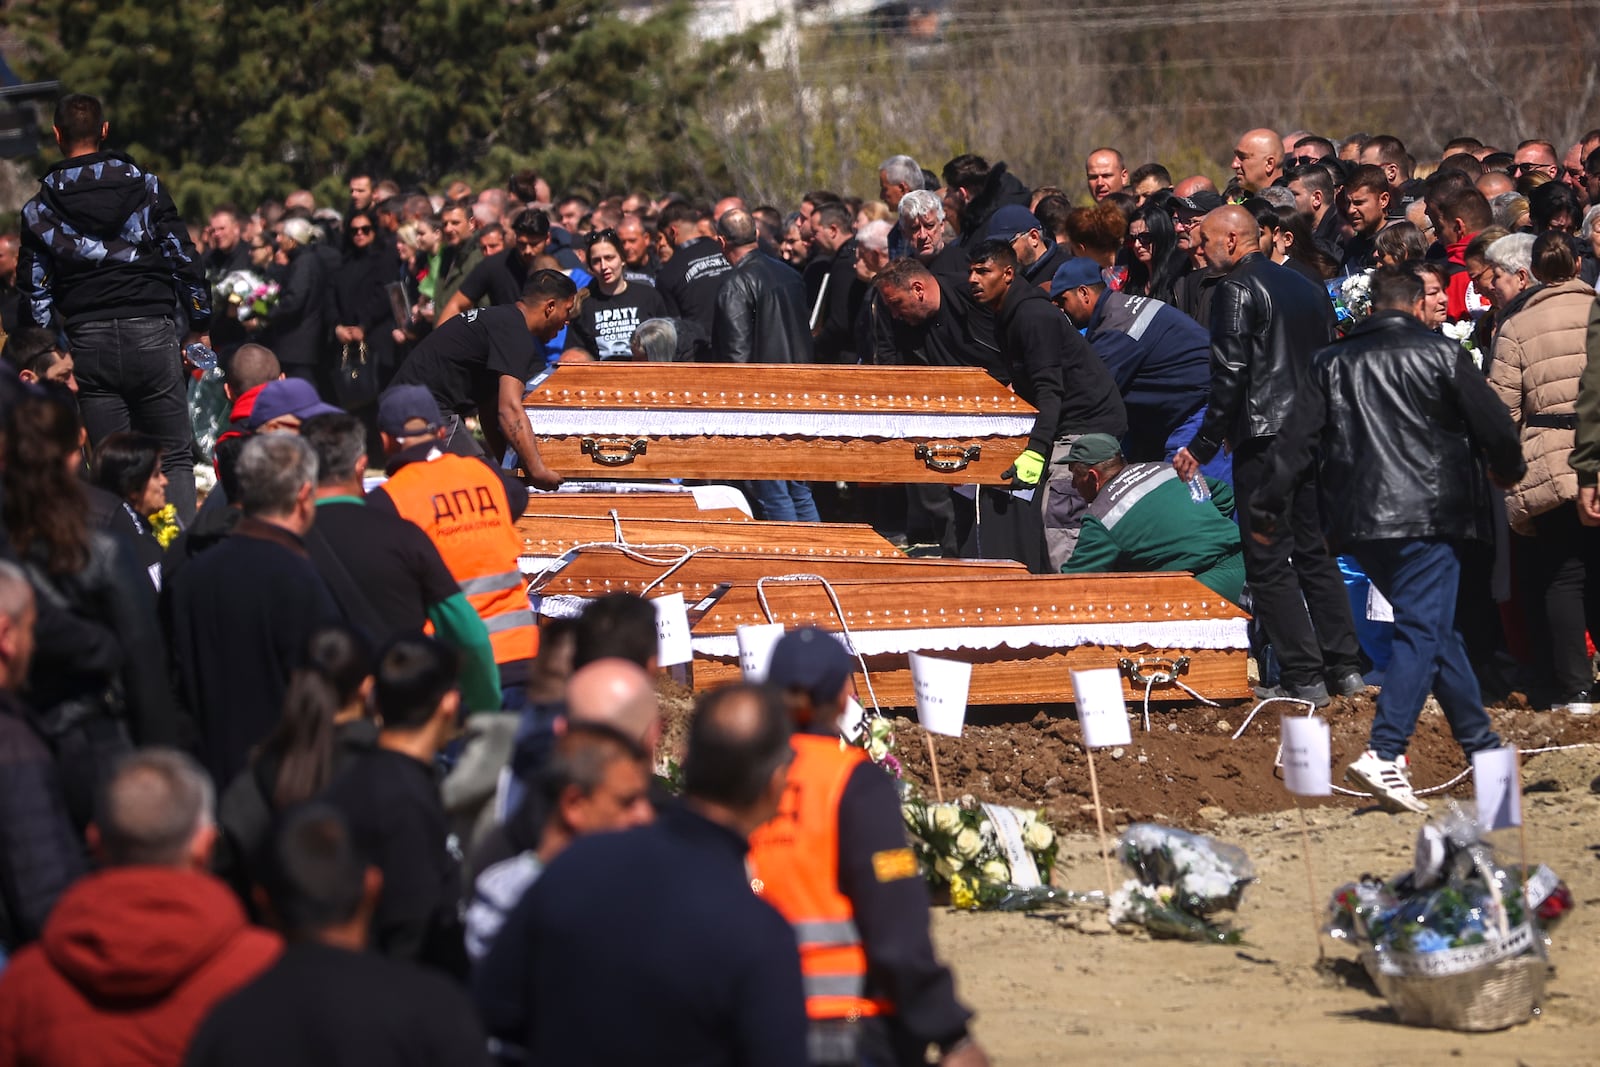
[349,225,374,235]
[1127,232,1154,246]
[1286,154,1324,168]
[1510,163,1551,176]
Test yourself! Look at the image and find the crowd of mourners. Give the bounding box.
[1,86,1600,1061]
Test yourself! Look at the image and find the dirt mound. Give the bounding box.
[889,695,1600,832]
[656,672,1600,832]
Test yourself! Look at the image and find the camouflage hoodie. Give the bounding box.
[18,150,211,330]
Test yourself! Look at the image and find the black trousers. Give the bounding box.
[1232,437,1363,689]
[1514,505,1600,700]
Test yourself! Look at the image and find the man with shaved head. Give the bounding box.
[1085,148,1128,201]
[567,657,662,755]
[1476,170,1516,200]
[1173,174,1218,199]
[1231,129,1283,194]
[1174,206,1364,708]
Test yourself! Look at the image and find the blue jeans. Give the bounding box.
[68,316,197,521]
[747,480,819,521]
[1352,538,1499,761]
[1165,406,1233,488]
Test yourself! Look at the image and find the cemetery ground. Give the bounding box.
[664,689,1600,1064]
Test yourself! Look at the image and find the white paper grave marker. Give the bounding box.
[1070,667,1130,895]
[653,593,693,668]
[1072,668,1132,749]
[909,652,970,803]
[838,695,867,743]
[1281,715,1332,796]
[736,623,786,682]
[1279,713,1332,959]
[1473,747,1522,831]
[909,652,971,738]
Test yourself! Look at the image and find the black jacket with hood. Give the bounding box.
[994,281,1126,453]
[955,162,1031,251]
[19,150,210,330]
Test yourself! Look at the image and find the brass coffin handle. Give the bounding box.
[914,443,981,473]
[580,436,649,466]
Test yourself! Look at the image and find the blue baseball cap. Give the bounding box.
[766,626,856,709]
[987,204,1047,242]
[377,385,444,437]
[248,379,341,428]
[1048,258,1105,300]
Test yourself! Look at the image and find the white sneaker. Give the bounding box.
[1345,750,1429,813]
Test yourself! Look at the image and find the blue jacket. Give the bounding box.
[1085,290,1211,452]
[19,150,210,330]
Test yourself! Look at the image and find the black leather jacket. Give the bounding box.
[1187,252,1335,462]
[711,249,814,364]
[1249,310,1525,549]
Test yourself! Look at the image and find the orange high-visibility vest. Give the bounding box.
[749,734,891,1022]
[381,451,538,665]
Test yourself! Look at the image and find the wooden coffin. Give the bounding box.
[515,517,906,566]
[684,571,1251,706]
[523,363,1036,484]
[522,493,750,522]
[527,547,1024,606]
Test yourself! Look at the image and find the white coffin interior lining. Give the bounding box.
[531,593,1246,654]
[528,410,1034,439]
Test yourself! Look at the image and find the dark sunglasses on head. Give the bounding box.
[585,228,621,251]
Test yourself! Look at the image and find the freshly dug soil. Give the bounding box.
[657,678,1600,1062]
[889,695,1600,833]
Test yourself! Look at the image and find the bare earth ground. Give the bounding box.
[922,703,1600,1067]
[661,686,1600,1064]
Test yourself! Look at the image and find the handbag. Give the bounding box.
[334,339,380,409]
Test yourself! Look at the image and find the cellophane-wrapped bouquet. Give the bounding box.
[1108,824,1256,943]
[215,270,281,322]
[1326,807,1572,972]
[901,793,1068,910]
[1326,270,1373,335]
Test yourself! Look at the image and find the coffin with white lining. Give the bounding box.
[523,363,1035,484]
[685,571,1251,706]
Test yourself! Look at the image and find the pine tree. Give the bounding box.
[15,0,768,213]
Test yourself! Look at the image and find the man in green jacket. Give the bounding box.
[1060,434,1245,604]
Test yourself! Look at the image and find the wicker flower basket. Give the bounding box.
[1363,950,1546,1031]
[1359,865,1546,1032]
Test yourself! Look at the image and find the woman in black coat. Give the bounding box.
[332,210,407,407]
[257,217,329,390]
[4,388,181,828]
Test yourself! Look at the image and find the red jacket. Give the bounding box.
[227,381,268,429]
[0,867,281,1067]
[1445,232,1491,322]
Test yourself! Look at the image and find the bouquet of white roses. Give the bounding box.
[854,714,902,778]
[215,269,281,323]
[1441,319,1482,369]
[1107,824,1255,943]
[902,793,1062,910]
